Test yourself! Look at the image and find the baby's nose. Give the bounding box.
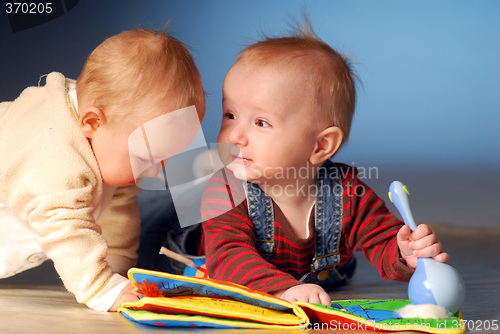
[228,123,248,146]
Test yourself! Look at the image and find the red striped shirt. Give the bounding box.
[200,163,414,294]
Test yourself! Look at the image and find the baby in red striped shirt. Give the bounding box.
[200,20,448,306]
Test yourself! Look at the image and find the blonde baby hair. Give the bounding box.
[77,28,204,125]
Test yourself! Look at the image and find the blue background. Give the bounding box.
[1,0,498,226]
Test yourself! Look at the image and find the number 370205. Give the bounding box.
[453,319,498,331]
[5,2,53,14]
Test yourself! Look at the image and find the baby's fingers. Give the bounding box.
[319,292,332,306]
[308,294,322,305]
[409,233,440,251]
[411,239,450,263]
[397,225,412,242]
[433,252,450,263]
[307,291,331,306]
[410,224,434,240]
[412,241,442,257]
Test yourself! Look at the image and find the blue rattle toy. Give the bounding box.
[388,181,465,313]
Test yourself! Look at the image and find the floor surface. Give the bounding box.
[1,224,498,333]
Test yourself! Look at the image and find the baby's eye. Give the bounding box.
[256,119,271,128]
[224,111,236,120]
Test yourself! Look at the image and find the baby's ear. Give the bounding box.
[79,106,105,138]
[309,126,343,165]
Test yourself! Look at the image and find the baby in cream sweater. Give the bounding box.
[0,29,204,311]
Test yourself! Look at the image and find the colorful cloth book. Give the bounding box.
[118,268,465,333]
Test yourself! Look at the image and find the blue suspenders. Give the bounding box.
[245,160,345,282]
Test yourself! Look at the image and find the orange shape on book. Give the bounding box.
[135,280,164,297]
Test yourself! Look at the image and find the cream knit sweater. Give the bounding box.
[0,72,140,308]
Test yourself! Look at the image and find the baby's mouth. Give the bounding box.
[230,154,252,163]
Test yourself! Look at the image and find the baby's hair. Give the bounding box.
[77,28,204,124]
[236,16,356,143]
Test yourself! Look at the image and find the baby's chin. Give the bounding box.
[224,159,268,184]
[226,163,251,181]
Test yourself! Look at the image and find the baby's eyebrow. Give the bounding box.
[255,106,286,122]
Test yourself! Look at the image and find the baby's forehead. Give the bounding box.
[227,58,313,90]
[231,60,325,101]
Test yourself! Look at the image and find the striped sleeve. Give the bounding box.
[339,164,414,281]
[200,169,301,294]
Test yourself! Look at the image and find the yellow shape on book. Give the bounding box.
[122,295,308,326]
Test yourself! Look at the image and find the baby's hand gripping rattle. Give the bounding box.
[389,181,465,313]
